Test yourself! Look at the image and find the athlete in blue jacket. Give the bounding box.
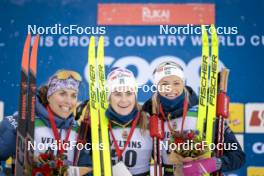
[142,61,245,175]
[0,70,92,175]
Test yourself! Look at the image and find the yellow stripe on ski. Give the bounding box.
[197,25,209,136]
[88,36,102,176]
[205,25,219,159]
[98,36,112,176]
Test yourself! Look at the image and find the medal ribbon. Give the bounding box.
[159,97,188,133]
[47,105,72,156]
[109,111,140,160]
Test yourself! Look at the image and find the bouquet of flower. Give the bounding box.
[169,130,208,159]
[167,130,209,176]
[32,150,68,176]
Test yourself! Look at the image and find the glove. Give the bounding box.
[168,152,198,164]
[74,100,89,122]
[68,166,92,176]
[68,166,80,176]
[183,157,218,176]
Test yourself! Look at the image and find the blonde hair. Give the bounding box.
[136,103,148,135]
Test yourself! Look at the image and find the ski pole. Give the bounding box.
[215,69,230,176]
[149,114,164,176]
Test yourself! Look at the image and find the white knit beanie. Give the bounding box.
[106,67,137,99]
[153,61,185,85]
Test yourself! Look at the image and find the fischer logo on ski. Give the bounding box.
[88,36,112,176]
[197,24,219,161]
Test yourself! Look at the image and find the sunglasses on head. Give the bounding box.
[55,70,82,82]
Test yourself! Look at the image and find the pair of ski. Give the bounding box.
[88,36,112,176]
[197,25,230,176]
[15,34,40,176]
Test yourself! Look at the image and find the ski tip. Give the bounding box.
[210,24,216,29]
[21,34,31,72]
[88,36,95,50]
[30,35,40,75]
[88,36,95,60]
[210,24,218,45]
[201,25,209,42]
[89,36,95,45]
[201,25,207,31]
[99,36,104,44]
[210,24,217,36]
[98,36,104,49]
[97,36,104,57]
[26,33,31,39]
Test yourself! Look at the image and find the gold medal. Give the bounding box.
[110,120,133,140]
